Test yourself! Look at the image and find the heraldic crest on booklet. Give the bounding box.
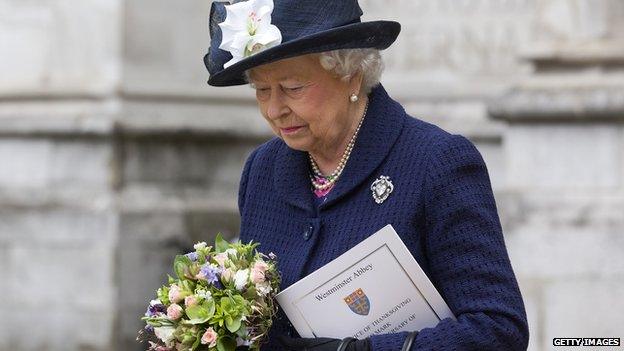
[276,224,456,339]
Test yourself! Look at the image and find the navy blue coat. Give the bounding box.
[238,85,529,350]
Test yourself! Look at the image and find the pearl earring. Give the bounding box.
[350,93,359,103]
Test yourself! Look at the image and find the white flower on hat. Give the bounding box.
[218,0,283,68]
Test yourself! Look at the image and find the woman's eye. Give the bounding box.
[284,86,304,93]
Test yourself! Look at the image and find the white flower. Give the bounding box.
[221,267,234,282]
[256,281,272,296]
[234,269,250,291]
[225,248,238,257]
[196,288,212,301]
[218,0,282,68]
[194,242,207,250]
[154,326,176,347]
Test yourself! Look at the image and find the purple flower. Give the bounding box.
[185,252,198,261]
[145,301,167,317]
[198,264,223,288]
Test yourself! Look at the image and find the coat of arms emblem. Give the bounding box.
[343,288,370,316]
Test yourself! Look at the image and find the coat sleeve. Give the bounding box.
[238,148,259,218]
[369,134,529,350]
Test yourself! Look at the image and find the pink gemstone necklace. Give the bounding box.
[309,100,369,196]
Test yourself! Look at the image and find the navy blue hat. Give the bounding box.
[204,0,400,87]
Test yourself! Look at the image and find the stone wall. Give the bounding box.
[489,1,624,346]
[0,0,622,350]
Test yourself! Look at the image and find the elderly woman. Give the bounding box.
[205,0,528,350]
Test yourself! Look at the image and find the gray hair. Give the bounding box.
[244,48,384,94]
[318,48,384,94]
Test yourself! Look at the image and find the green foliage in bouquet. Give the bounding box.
[138,234,281,351]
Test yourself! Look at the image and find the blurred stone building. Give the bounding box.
[0,0,622,350]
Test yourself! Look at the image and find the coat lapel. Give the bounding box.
[273,143,315,214]
[319,85,406,210]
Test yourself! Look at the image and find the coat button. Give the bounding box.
[303,225,313,240]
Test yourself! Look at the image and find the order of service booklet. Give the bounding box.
[275,224,456,339]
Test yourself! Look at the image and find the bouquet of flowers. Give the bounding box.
[137,234,281,351]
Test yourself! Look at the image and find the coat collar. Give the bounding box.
[273,84,407,214]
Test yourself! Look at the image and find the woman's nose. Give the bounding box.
[266,90,290,120]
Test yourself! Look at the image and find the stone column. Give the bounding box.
[0,1,122,349]
[489,1,624,350]
[0,1,268,350]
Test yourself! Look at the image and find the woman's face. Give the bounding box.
[248,54,361,155]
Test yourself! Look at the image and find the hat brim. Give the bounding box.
[206,20,400,87]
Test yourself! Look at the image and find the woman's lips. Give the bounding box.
[280,126,304,135]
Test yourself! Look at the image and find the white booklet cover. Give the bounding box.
[276,224,456,339]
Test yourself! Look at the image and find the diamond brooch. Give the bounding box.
[370,175,394,204]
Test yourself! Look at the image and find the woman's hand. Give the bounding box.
[278,336,370,351]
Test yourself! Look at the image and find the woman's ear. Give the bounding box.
[348,70,365,95]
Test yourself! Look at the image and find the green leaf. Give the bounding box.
[180,279,196,292]
[217,336,236,351]
[231,295,246,306]
[235,326,248,338]
[186,299,216,324]
[243,286,257,300]
[174,255,193,280]
[157,286,171,305]
[191,333,201,351]
[225,316,242,333]
[231,295,251,315]
[215,233,229,253]
[204,298,216,317]
[142,316,174,328]
[182,334,196,344]
[220,296,232,311]
[185,306,209,324]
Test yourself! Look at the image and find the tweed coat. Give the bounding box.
[238,85,529,350]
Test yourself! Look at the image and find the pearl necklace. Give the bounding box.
[309,100,369,191]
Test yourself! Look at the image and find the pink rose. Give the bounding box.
[254,260,269,273]
[250,267,265,284]
[184,295,198,307]
[168,284,184,304]
[214,253,228,267]
[201,327,218,347]
[250,261,269,284]
[166,303,183,321]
